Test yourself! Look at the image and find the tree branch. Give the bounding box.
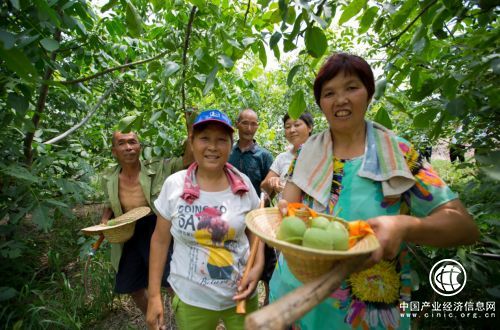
[381,0,438,48]
[58,49,169,85]
[182,6,197,127]
[58,41,89,53]
[24,29,61,166]
[243,0,251,25]
[43,82,118,145]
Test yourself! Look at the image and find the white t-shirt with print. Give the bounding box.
[269,150,295,199]
[154,170,259,311]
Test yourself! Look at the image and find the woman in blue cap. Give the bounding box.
[147,109,264,330]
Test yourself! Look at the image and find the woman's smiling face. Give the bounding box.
[284,118,311,148]
[319,71,371,135]
[191,123,232,172]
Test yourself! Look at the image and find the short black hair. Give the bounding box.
[314,53,375,107]
[282,112,314,131]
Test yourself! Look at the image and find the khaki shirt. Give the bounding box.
[101,157,183,270]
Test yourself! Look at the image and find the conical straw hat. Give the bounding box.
[81,206,151,243]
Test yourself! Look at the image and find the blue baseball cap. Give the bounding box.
[192,109,234,133]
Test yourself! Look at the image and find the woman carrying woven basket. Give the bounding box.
[261,112,314,201]
[146,109,264,330]
[270,53,479,330]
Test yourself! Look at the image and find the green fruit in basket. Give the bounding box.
[326,221,349,251]
[107,220,118,226]
[302,228,334,250]
[310,216,330,230]
[277,216,307,245]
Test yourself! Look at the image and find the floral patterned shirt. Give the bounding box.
[271,137,457,330]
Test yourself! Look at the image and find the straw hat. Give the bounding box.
[245,207,380,283]
[81,206,151,243]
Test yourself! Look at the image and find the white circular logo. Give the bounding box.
[429,259,467,296]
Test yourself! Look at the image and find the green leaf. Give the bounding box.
[33,0,60,26]
[305,26,327,58]
[338,0,367,25]
[0,287,17,301]
[481,166,500,181]
[278,0,287,20]
[476,150,500,181]
[190,0,205,9]
[288,90,306,119]
[385,96,406,111]
[491,58,500,75]
[126,0,143,37]
[44,199,69,208]
[7,93,29,115]
[286,5,296,24]
[101,0,118,12]
[118,115,138,132]
[283,38,296,52]
[1,165,40,183]
[9,0,20,10]
[289,12,302,39]
[203,65,219,95]
[358,6,378,34]
[311,12,328,29]
[32,205,52,232]
[446,97,467,117]
[431,6,449,39]
[0,47,38,80]
[148,61,161,73]
[258,41,267,67]
[0,30,15,49]
[164,61,180,77]
[413,108,438,129]
[149,111,162,124]
[373,107,392,129]
[373,78,387,100]
[486,285,500,298]
[40,38,60,51]
[217,54,234,69]
[272,45,280,61]
[410,25,427,46]
[391,0,417,28]
[287,64,302,87]
[441,76,459,99]
[270,31,281,49]
[242,37,256,47]
[373,16,384,33]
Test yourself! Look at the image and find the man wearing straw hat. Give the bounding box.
[100,127,194,315]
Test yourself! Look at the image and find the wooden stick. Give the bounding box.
[236,193,267,314]
[245,255,366,329]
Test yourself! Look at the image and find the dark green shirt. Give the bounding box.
[228,142,273,196]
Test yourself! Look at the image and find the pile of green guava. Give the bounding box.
[276,215,349,251]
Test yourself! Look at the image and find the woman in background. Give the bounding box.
[261,112,313,200]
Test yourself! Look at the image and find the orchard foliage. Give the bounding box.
[0,0,499,326]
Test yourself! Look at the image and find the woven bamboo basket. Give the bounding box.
[245,207,380,282]
[81,206,151,243]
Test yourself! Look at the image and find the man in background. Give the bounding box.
[101,129,193,315]
[228,108,275,304]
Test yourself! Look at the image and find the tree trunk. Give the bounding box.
[24,29,61,166]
